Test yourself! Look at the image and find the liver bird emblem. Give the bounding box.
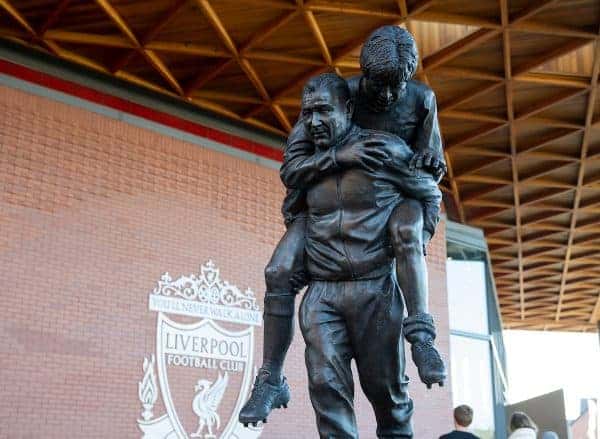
[190,372,229,438]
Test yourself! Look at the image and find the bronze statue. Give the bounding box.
[240,26,446,438]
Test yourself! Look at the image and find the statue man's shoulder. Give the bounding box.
[407,80,436,102]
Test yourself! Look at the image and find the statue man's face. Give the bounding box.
[301,87,351,149]
[363,69,409,112]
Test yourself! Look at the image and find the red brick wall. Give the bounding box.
[570,410,590,439]
[0,83,452,438]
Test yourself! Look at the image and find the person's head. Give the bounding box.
[359,25,418,112]
[453,405,473,430]
[301,73,353,149]
[510,412,538,432]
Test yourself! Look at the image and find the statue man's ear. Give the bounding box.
[346,99,354,119]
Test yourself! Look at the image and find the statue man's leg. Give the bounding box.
[262,216,307,380]
[388,198,446,388]
[349,274,414,439]
[239,217,306,425]
[299,281,358,439]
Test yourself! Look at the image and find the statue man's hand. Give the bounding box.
[335,140,389,172]
[409,148,447,180]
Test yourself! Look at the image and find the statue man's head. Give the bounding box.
[301,73,353,149]
[360,26,418,112]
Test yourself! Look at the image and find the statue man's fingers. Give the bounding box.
[361,156,382,171]
[440,162,448,176]
[415,154,424,169]
[366,149,388,161]
[409,154,419,170]
[363,140,387,147]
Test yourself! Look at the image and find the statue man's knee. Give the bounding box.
[308,364,344,395]
[393,223,422,248]
[390,221,422,252]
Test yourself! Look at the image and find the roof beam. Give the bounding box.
[557,34,600,321]
[500,0,526,319]
[244,50,323,67]
[514,88,588,121]
[111,0,187,72]
[193,0,292,131]
[509,0,559,23]
[444,122,506,150]
[0,0,35,35]
[307,3,400,19]
[94,0,184,96]
[511,21,598,40]
[37,0,71,36]
[440,82,505,113]
[244,0,437,119]
[43,30,135,48]
[433,66,504,81]
[422,29,500,72]
[145,41,229,57]
[302,8,333,66]
[513,38,592,77]
[240,10,298,53]
[591,295,600,324]
[95,0,139,45]
[412,11,501,28]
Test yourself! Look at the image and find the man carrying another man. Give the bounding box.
[240,27,447,437]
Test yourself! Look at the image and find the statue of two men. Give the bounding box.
[240,26,447,438]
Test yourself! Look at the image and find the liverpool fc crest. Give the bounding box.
[137,261,263,439]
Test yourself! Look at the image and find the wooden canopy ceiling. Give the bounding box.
[1,0,600,331]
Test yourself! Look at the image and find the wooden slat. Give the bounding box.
[440,82,505,113]
[194,0,291,131]
[111,0,187,72]
[37,0,71,36]
[513,39,592,77]
[557,34,600,322]
[240,10,299,52]
[444,122,505,150]
[44,30,134,48]
[422,29,500,72]
[433,66,504,81]
[95,0,140,45]
[412,11,501,28]
[308,3,400,19]
[143,49,184,95]
[509,0,559,23]
[303,9,332,65]
[514,89,588,121]
[146,41,229,57]
[0,0,35,35]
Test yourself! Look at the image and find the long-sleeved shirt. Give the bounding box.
[285,124,441,281]
[281,76,444,225]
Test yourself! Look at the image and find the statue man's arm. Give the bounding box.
[280,121,339,190]
[411,88,447,183]
[380,136,443,240]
